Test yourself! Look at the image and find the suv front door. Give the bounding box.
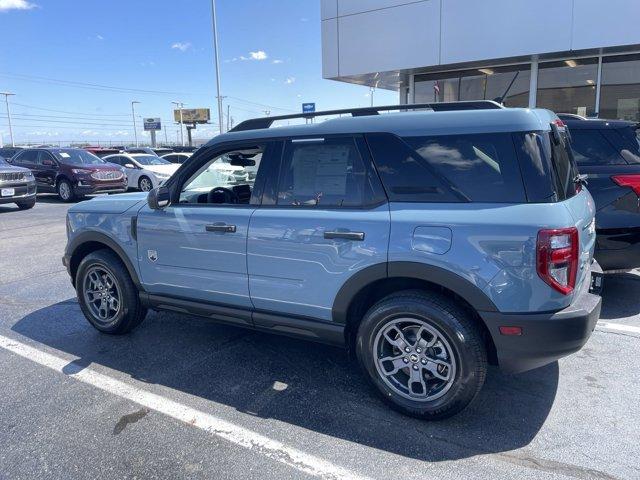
[135,142,275,315]
[247,136,390,324]
[34,151,59,190]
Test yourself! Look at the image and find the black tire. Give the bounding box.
[75,249,147,334]
[15,198,36,210]
[356,290,487,420]
[57,178,76,202]
[138,176,153,192]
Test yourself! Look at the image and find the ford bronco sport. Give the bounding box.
[63,102,602,419]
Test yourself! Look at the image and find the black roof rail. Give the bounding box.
[229,100,504,132]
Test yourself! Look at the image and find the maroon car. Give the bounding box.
[10,148,127,202]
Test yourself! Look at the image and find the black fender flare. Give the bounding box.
[331,261,498,324]
[66,231,143,290]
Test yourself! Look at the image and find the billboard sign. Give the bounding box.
[302,103,316,114]
[143,117,162,131]
[174,108,211,124]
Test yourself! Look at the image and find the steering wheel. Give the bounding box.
[207,186,239,204]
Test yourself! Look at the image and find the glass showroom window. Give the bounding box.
[600,54,640,121]
[415,74,459,103]
[484,65,530,107]
[414,64,529,106]
[537,58,598,116]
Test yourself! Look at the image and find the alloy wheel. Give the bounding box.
[82,265,121,325]
[59,182,71,201]
[139,177,152,192]
[373,318,457,402]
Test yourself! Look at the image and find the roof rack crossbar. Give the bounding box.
[229,101,504,132]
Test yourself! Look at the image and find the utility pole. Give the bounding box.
[370,86,375,107]
[164,126,168,144]
[1,92,16,147]
[172,101,185,146]
[210,0,224,135]
[226,104,230,132]
[131,101,140,147]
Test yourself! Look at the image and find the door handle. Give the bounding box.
[206,224,237,233]
[324,230,365,241]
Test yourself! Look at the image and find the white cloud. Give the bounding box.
[81,130,100,136]
[171,42,191,52]
[272,59,284,64]
[96,34,104,40]
[300,17,309,22]
[0,0,36,11]
[285,77,296,85]
[249,50,268,60]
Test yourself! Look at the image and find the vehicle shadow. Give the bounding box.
[599,272,640,320]
[12,300,558,462]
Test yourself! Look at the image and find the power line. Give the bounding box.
[11,102,132,116]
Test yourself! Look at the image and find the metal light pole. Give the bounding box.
[172,101,185,146]
[210,0,224,134]
[131,101,140,147]
[1,92,16,147]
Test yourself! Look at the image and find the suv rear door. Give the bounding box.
[247,135,389,325]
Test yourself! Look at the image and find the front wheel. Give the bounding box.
[57,179,76,202]
[356,290,487,420]
[16,198,36,210]
[138,176,153,192]
[76,249,147,334]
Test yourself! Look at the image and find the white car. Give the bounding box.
[161,152,192,164]
[103,153,180,192]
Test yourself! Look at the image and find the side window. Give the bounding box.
[15,150,38,165]
[569,130,626,166]
[276,137,378,207]
[107,156,122,166]
[401,133,526,203]
[37,151,55,165]
[179,145,264,205]
[367,133,461,203]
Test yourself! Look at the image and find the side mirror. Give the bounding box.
[42,159,55,166]
[124,163,136,169]
[147,186,171,210]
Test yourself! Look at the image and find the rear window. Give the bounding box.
[367,132,526,203]
[569,130,625,166]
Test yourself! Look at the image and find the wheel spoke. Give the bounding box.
[423,359,452,381]
[378,355,407,376]
[382,326,410,352]
[408,366,426,397]
[415,326,438,349]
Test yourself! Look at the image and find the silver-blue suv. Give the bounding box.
[63,102,603,419]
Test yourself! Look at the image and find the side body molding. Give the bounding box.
[332,261,498,325]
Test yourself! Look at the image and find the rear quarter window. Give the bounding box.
[367,132,526,203]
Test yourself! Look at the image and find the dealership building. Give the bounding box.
[321,0,640,120]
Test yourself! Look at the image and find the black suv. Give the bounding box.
[561,116,640,271]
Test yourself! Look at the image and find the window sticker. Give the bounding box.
[59,152,70,158]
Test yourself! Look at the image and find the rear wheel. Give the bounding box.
[356,290,487,419]
[76,249,147,334]
[138,176,153,192]
[57,178,76,202]
[15,198,36,210]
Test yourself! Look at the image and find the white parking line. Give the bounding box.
[596,321,640,335]
[0,334,370,480]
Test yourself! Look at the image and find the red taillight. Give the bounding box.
[612,174,640,196]
[536,227,579,295]
[552,118,566,128]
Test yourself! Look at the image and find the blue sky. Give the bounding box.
[0,0,396,145]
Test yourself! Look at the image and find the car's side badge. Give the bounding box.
[147,250,158,262]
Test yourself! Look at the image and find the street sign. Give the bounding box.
[143,117,162,131]
[174,108,210,124]
[302,103,315,114]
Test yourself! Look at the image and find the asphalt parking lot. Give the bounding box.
[1,196,639,480]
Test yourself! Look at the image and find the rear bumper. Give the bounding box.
[595,230,640,271]
[480,262,602,374]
